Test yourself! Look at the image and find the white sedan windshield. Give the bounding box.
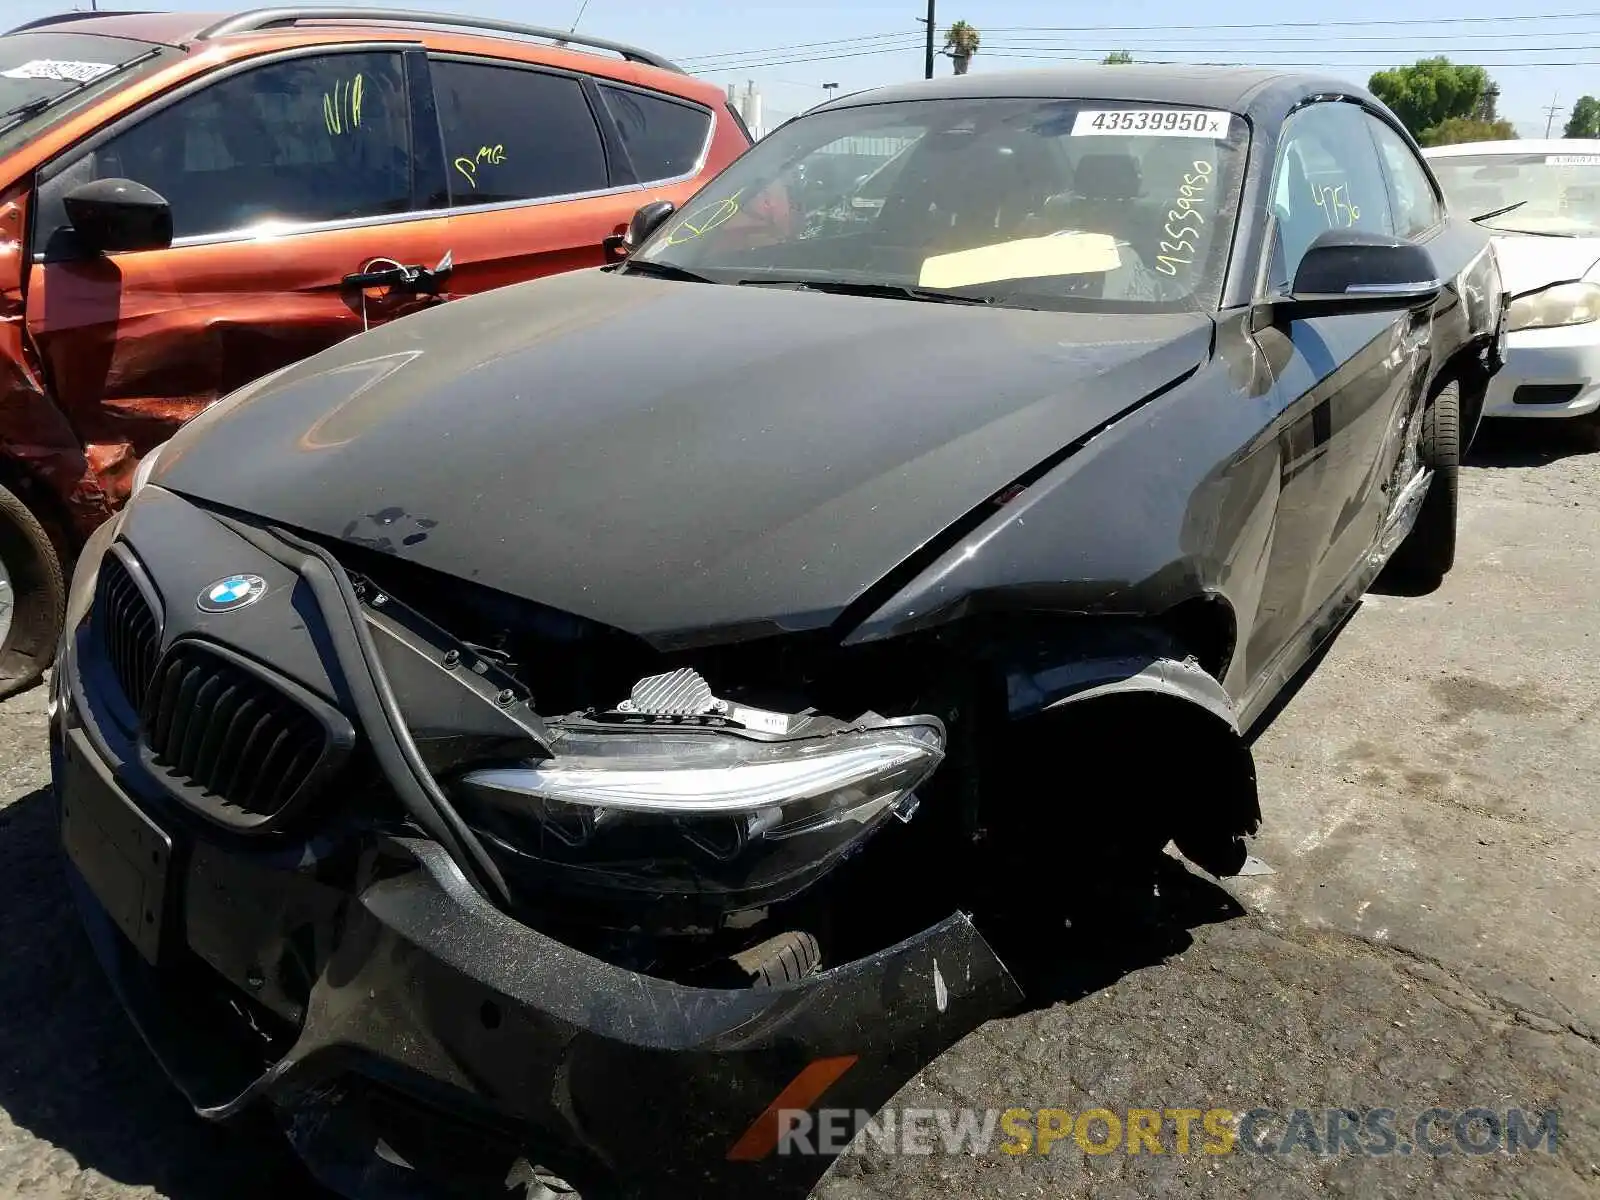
[1431,151,1600,235]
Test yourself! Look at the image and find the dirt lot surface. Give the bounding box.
[2,424,1597,1199]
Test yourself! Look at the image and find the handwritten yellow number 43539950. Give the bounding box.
[454,145,507,189]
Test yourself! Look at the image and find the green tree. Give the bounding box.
[944,20,980,75]
[1368,58,1492,141]
[1418,116,1516,146]
[1565,95,1600,138]
[1102,50,1133,64]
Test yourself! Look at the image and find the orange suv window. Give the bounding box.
[431,59,609,205]
[35,50,415,244]
[597,84,712,183]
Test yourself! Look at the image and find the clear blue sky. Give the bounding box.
[10,0,1598,134]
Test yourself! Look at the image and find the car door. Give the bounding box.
[1367,112,1495,445]
[1240,99,1430,684]
[427,55,717,295]
[23,45,452,480]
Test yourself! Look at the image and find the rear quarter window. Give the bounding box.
[597,84,711,182]
[431,59,610,204]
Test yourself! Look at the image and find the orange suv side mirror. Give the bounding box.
[62,178,173,255]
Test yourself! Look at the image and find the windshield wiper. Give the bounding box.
[1468,200,1581,237]
[1471,200,1526,224]
[0,46,163,137]
[738,278,999,305]
[615,258,719,283]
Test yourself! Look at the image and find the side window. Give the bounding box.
[597,84,711,182]
[1266,101,1394,290]
[431,60,608,204]
[1366,116,1445,239]
[37,51,412,245]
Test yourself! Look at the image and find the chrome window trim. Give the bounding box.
[156,180,658,249]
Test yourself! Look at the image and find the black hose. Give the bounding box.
[211,514,512,908]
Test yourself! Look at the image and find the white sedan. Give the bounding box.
[1427,139,1600,440]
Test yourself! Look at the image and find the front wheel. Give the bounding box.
[1383,379,1460,593]
[0,483,66,700]
[1575,406,1600,451]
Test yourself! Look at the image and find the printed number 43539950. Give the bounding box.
[1072,109,1232,138]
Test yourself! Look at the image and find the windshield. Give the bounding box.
[630,97,1250,312]
[0,31,170,155]
[1431,151,1600,236]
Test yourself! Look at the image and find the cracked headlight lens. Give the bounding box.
[457,715,944,923]
[1506,281,1600,332]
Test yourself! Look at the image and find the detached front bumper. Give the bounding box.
[1483,319,1600,420]
[51,535,1021,1199]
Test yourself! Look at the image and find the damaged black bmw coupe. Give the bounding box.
[52,66,1502,1198]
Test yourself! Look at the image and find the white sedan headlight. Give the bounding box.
[1506,281,1600,332]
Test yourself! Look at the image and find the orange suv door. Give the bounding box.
[24,44,453,495]
[427,55,719,294]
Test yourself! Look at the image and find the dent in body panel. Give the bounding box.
[844,316,1289,705]
[0,184,121,535]
[1240,305,1424,681]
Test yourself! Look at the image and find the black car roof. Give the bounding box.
[820,64,1375,123]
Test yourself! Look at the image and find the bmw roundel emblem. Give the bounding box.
[197,574,268,613]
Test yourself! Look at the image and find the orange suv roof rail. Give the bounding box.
[191,7,685,73]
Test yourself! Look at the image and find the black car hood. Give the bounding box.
[154,270,1212,649]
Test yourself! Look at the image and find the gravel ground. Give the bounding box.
[2,423,1598,1199]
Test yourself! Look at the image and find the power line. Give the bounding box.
[677,10,1600,65]
[994,28,1600,44]
[982,43,1600,56]
[689,43,924,74]
[981,10,1600,31]
[981,50,1600,68]
[678,32,910,65]
[698,41,1600,75]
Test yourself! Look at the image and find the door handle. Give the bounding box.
[343,250,454,296]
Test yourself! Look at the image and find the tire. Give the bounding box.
[1384,379,1460,593]
[0,483,66,700]
[1577,408,1600,452]
[730,930,821,988]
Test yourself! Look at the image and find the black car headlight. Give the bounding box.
[456,670,944,925]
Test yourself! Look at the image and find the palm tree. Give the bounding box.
[944,21,980,75]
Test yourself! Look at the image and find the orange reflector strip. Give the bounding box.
[725,1055,860,1161]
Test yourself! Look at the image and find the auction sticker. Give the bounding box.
[1,59,117,83]
[1072,108,1232,137]
[1547,154,1600,166]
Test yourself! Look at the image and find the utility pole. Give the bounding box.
[1545,92,1562,137]
[822,82,839,100]
[918,0,936,79]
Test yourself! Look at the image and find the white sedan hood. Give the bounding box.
[1491,232,1600,296]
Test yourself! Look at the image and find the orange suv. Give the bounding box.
[0,7,751,696]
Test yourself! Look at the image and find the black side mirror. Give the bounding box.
[62,178,172,255]
[1284,228,1441,317]
[625,200,677,252]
